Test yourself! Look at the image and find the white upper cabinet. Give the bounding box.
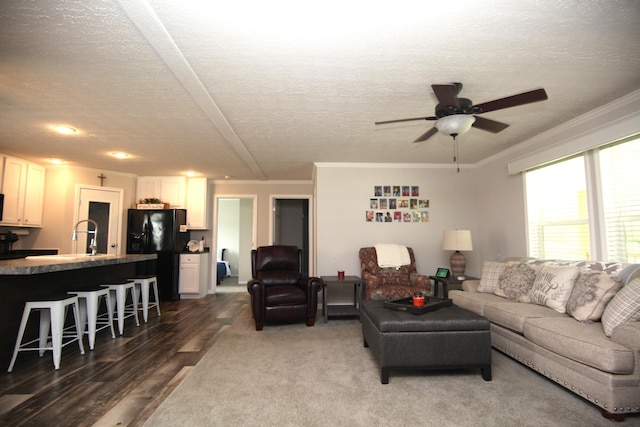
[0,156,45,227]
[185,177,209,229]
[22,162,45,226]
[136,176,186,207]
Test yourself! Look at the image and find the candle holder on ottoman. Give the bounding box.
[361,299,492,384]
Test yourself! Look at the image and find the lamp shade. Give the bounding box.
[442,230,473,251]
[435,114,476,137]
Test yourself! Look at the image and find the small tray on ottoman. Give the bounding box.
[383,296,452,315]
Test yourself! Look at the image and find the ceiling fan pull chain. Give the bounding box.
[454,138,460,173]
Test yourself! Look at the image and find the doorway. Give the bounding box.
[271,196,312,276]
[214,195,257,292]
[73,185,123,255]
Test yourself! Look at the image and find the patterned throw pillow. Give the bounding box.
[477,261,506,293]
[495,262,538,302]
[601,278,640,337]
[528,265,580,313]
[566,271,622,323]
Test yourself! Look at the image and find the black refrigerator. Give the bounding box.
[126,209,189,301]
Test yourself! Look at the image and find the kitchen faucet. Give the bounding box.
[72,219,99,255]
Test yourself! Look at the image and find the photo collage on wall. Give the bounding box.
[366,185,430,223]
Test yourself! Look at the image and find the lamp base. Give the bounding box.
[450,251,466,278]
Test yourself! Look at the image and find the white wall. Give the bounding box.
[473,159,528,263]
[315,164,485,278]
[26,165,137,253]
[238,198,253,282]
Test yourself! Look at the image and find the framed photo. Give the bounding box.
[436,267,450,278]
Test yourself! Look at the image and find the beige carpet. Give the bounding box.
[145,305,640,426]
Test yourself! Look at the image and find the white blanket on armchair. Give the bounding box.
[374,243,411,268]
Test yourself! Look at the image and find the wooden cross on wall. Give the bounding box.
[98,173,106,187]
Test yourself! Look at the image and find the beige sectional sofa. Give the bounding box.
[449,258,640,421]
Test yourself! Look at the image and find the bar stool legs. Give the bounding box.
[102,281,139,335]
[68,288,116,350]
[8,296,85,372]
[128,275,161,322]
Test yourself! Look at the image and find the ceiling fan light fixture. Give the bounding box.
[435,114,476,138]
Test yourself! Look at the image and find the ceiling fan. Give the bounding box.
[375,83,548,143]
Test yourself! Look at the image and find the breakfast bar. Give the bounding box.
[0,254,157,369]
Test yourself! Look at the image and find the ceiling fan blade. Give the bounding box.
[431,84,460,108]
[473,88,548,114]
[375,116,437,125]
[413,127,438,143]
[472,116,510,133]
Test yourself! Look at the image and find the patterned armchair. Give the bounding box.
[359,246,431,300]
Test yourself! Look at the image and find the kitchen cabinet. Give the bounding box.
[136,176,186,207]
[0,156,45,227]
[179,252,209,298]
[22,163,45,226]
[185,177,209,229]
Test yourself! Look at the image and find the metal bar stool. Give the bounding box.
[68,288,116,350]
[128,275,161,323]
[101,280,139,335]
[8,295,85,372]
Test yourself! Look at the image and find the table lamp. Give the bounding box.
[442,230,473,278]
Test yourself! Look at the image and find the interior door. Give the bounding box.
[74,185,123,255]
[273,198,310,276]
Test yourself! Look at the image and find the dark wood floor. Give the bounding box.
[0,292,249,426]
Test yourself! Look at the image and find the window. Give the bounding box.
[599,139,640,262]
[525,136,640,262]
[525,156,590,260]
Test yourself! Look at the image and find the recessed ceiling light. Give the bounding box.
[47,158,65,165]
[184,171,198,177]
[110,152,130,159]
[51,125,78,135]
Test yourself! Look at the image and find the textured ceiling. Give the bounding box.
[0,0,639,180]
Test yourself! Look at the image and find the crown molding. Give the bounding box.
[474,89,640,172]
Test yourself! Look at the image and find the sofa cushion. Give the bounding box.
[477,261,506,293]
[523,317,635,374]
[449,289,505,317]
[528,265,580,313]
[495,262,537,302]
[602,278,640,337]
[483,301,567,334]
[566,270,622,323]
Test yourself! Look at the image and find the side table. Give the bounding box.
[321,275,362,323]
[428,275,479,299]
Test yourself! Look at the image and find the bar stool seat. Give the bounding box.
[128,275,161,322]
[101,280,139,335]
[68,288,116,350]
[8,295,85,372]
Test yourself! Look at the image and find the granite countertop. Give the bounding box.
[0,253,157,275]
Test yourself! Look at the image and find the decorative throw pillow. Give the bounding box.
[495,262,538,302]
[601,278,640,337]
[477,261,506,293]
[566,271,622,323]
[528,265,580,313]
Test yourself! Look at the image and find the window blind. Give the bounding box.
[599,138,640,262]
[525,156,590,260]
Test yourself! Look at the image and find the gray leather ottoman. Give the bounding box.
[361,300,492,384]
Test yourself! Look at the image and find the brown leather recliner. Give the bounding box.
[247,245,323,331]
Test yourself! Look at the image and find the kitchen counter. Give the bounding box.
[0,253,157,275]
[0,253,158,369]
